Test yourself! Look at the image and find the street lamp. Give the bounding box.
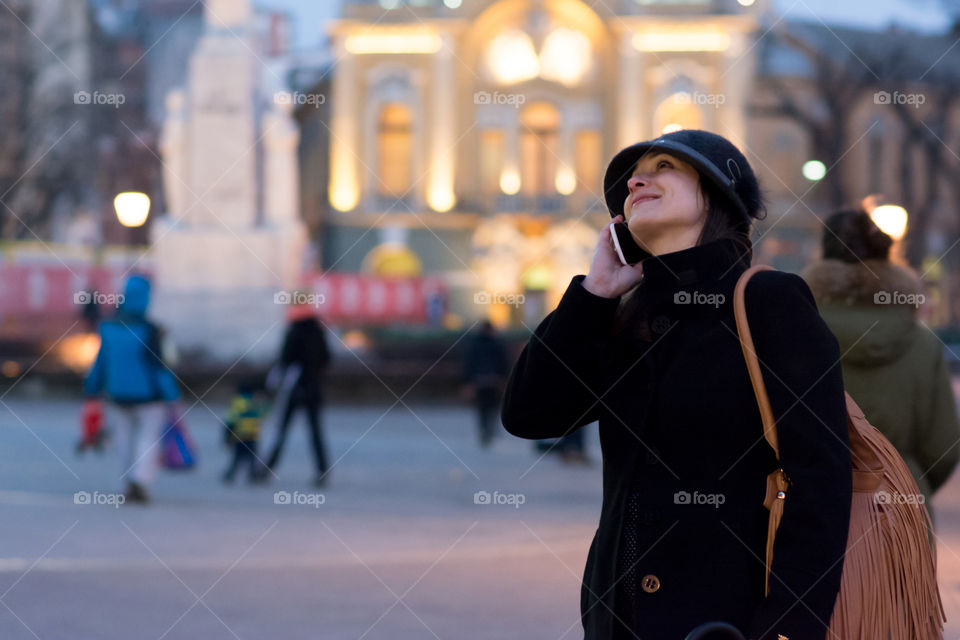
[862,194,908,241]
[862,194,909,266]
[802,160,827,181]
[869,205,909,241]
[555,165,576,195]
[114,192,150,228]
[500,169,521,195]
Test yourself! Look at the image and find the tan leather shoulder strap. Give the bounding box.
[733,265,780,459]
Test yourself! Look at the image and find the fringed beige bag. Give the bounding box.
[734,265,945,640]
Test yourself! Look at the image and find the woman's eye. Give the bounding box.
[657,160,672,170]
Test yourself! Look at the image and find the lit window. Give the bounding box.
[485,30,539,85]
[485,26,593,88]
[377,103,413,197]
[480,130,505,195]
[520,102,560,197]
[653,93,703,134]
[574,131,602,194]
[540,28,592,87]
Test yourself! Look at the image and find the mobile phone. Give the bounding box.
[610,222,651,266]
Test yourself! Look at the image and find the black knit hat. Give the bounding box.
[603,129,761,221]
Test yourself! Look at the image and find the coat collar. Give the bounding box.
[801,259,923,308]
[611,238,752,343]
[640,237,752,297]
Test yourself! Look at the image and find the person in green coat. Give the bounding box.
[802,209,960,511]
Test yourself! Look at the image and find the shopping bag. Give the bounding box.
[160,409,197,470]
[77,399,107,452]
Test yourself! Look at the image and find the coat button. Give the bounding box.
[650,316,672,334]
[640,574,660,593]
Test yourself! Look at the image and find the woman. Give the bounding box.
[802,210,960,511]
[501,130,852,640]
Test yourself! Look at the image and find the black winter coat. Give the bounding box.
[501,239,852,640]
[280,317,330,399]
[463,331,510,387]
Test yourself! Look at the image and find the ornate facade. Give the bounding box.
[324,0,764,326]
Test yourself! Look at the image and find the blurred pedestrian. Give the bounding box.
[80,282,101,331]
[801,209,960,510]
[264,305,331,487]
[222,379,267,484]
[462,320,509,448]
[502,130,851,639]
[84,274,180,504]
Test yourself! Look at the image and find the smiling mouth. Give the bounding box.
[631,195,660,207]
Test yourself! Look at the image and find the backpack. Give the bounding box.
[734,265,945,639]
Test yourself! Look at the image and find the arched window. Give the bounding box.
[377,103,413,198]
[653,93,704,134]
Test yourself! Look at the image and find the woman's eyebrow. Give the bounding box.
[632,153,669,174]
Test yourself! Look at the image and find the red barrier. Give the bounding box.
[305,272,446,324]
[0,257,446,341]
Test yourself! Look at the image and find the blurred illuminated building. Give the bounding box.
[7,0,960,361]
[324,0,762,327]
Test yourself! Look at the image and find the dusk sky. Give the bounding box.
[258,0,951,50]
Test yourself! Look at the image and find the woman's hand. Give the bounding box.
[582,216,646,298]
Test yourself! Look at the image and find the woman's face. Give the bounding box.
[623,152,708,251]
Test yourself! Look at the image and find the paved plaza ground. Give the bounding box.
[2,394,960,639]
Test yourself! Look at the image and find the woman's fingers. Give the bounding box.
[584,217,644,298]
[617,261,645,291]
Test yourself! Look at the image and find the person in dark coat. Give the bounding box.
[501,130,852,640]
[265,305,332,487]
[462,320,510,448]
[802,209,960,511]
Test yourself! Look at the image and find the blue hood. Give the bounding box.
[121,275,151,317]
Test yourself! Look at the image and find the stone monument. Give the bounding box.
[152,0,306,363]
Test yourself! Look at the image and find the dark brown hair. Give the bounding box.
[612,177,760,335]
[696,178,757,259]
[822,209,892,263]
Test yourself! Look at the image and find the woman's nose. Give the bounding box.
[627,174,647,190]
